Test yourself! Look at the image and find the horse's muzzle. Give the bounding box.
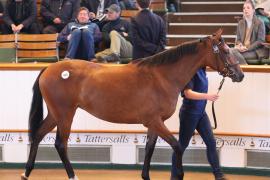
[232,73,244,82]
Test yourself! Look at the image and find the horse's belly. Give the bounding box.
[82,107,142,124]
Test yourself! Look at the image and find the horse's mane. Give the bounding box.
[132,40,200,66]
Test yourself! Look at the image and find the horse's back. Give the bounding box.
[39,60,127,84]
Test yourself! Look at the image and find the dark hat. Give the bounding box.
[106,4,121,13]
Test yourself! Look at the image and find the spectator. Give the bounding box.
[0,1,3,18]
[0,1,4,33]
[57,7,101,61]
[171,68,226,180]
[95,4,132,62]
[2,0,40,34]
[231,0,268,64]
[167,0,179,12]
[41,0,80,34]
[131,0,166,60]
[119,0,137,10]
[81,0,119,29]
[254,0,270,34]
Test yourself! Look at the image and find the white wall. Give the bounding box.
[0,70,269,134]
[0,69,270,168]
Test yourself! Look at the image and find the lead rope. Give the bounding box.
[211,77,225,129]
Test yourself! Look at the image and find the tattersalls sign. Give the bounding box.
[0,133,14,142]
[0,132,270,150]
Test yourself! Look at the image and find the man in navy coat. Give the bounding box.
[131,0,166,60]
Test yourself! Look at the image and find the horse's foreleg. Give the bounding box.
[148,121,184,180]
[141,129,158,180]
[22,114,56,179]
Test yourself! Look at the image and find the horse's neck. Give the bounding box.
[154,53,204,94]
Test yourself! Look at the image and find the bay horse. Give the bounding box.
[21,29,244,180]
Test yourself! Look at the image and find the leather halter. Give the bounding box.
[211,40,239,129]
[212,41,240,79]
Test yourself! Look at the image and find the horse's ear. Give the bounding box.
[213,28,223,39]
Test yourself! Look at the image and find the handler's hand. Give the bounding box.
[206,93,219,102]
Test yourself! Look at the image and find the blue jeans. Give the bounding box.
[66,29,95,60]
[171,110,223,179]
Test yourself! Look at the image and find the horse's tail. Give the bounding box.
[29,68,46,142]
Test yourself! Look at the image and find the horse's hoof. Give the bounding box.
[141,176,150,180]
[142,177,150,180]
[170,175,184,180]
[21,173,28,180]
[69,175,79,180]
[170,177,178,180]
[215,176,228,180]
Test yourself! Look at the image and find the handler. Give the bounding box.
[171,67,226,180]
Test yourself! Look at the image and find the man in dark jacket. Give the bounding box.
[81,0,119,20]
[131,0,166,60]
[2,0,40,34]
[95,4,132,62]
[41,0,80,33]
[81,0,119,29]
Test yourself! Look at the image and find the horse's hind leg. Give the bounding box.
[141,129,158,180]
[147,120,184,180]
[22,113,56,180]
[47,104,78,179]
[54,123,78,180]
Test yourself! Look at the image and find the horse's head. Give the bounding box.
[203,29,244,82]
